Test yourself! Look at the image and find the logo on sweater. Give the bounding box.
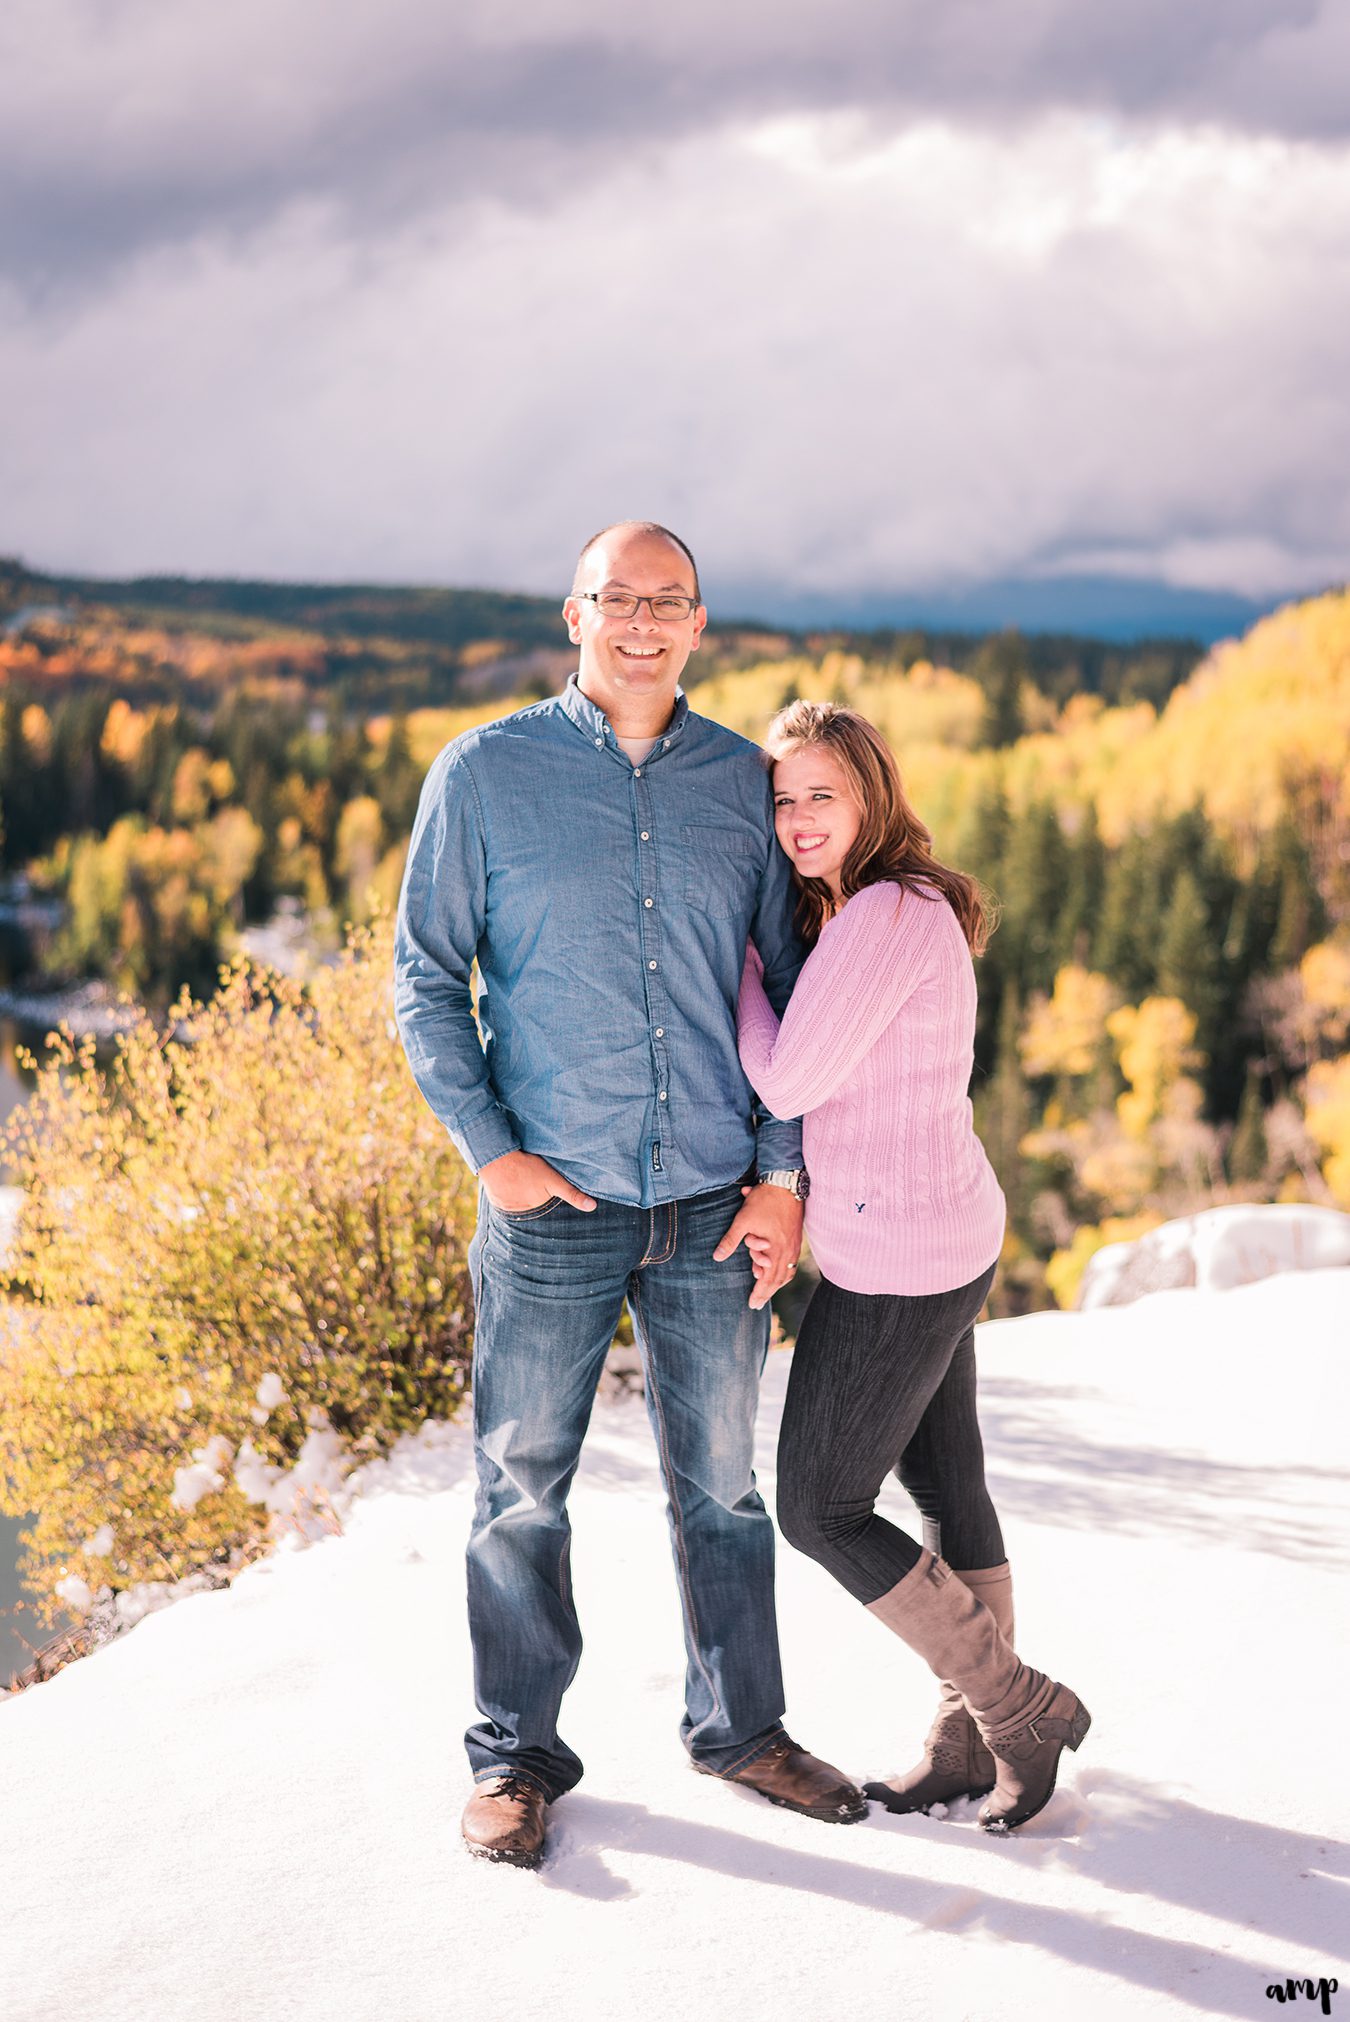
[855,1202,866,1213]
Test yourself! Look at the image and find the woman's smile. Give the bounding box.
[772,745,863,899]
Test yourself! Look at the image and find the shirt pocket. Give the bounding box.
[678,825,763,919]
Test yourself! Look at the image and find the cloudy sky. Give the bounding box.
[2,1,1348,621]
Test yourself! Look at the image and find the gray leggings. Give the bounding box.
[776,1262,1002,1605]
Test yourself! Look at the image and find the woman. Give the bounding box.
[737,701,1089,1833]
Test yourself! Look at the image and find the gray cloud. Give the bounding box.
[3,117,1346,601]
[3,1,1350,294]
[1,6,1347,606]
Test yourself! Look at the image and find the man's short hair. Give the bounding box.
[573,521,701,602]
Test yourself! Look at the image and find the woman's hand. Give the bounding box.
[713,1183,803,1309]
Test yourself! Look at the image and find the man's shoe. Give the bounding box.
[700,1735,868,1823]
[461,1774,549,1868]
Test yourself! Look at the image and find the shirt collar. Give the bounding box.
[559,673,690,754]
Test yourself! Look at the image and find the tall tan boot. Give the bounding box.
[864,1561,1013,1815]
[864,1550,1089,1833]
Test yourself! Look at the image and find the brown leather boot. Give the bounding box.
[978,1682,1092,1833]
[865,1561,1012,1815]
[461,1774,549,1868]
[699,1735,868,1822]
[866,1551,1090,1834]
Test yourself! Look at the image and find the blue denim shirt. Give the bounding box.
[394,676,805,1206]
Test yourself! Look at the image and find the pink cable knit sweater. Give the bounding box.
[738,879,1006,1296]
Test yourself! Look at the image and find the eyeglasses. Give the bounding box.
[576,591,700,621]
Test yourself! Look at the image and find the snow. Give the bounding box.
[2,1266,1348,2021]
[233,1424,349,1536]
[168,1434,234,1512]
[251,1370,288,1421]
[51,1571,94,1612]
[0,1184,21,1261]
[108,1572,224,1631]
[1078,1202,1350,1308]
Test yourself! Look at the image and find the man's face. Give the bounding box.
[563,528,707,715]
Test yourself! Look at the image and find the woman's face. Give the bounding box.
[772,745,863,900]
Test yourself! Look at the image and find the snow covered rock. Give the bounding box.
[1077,1202,1350,1309]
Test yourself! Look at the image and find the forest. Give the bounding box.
[2,555,1347,1312]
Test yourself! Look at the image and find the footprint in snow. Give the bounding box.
[538,1841,636,1903]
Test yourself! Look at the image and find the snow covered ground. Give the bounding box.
[1,1267,1347,2022]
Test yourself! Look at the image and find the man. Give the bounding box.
[394,521,864,1868]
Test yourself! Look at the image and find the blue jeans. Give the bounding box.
[465,1180,787,1799]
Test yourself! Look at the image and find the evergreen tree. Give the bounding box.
[1228,1067,1269,1184]
[1094,831,1162,1002]
[374,716,424,836]
[973,979,1031,1233]
[1269,818,1327,970]
[0,694,40,865]
[960,778,1011,889]
[997,800,1069,1000]
[1156,867,1224,1097]
[50,694,113,836]
[957,779,1013,1071]
[1229,840,1282,980]
[1054,805,1106,970]
[324,709,372,807]
[1182,821,1255,1120]
[130,707,185,825]
[974,631,1029,749]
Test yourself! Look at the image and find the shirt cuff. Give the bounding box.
[754,1115,804,1173]
[451,1106,522,1174]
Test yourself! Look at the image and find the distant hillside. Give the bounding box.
[34,570,566,654]
[0,555,1206,716]
[712,570,1279,646]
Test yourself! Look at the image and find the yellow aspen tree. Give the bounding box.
[1019,966,1121,1079]
[1306,1056,1350,1208]
[1107,997,1204,1141]
[1300,939,1350,1050]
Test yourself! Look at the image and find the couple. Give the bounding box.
[393,521,1089,1870]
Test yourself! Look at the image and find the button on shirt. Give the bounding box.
[394,676,805,1206]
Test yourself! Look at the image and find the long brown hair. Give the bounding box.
[764,700,995,953]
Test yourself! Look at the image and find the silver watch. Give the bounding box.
[758,1167,810,1201]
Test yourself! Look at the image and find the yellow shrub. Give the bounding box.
[0,918,476,1623]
